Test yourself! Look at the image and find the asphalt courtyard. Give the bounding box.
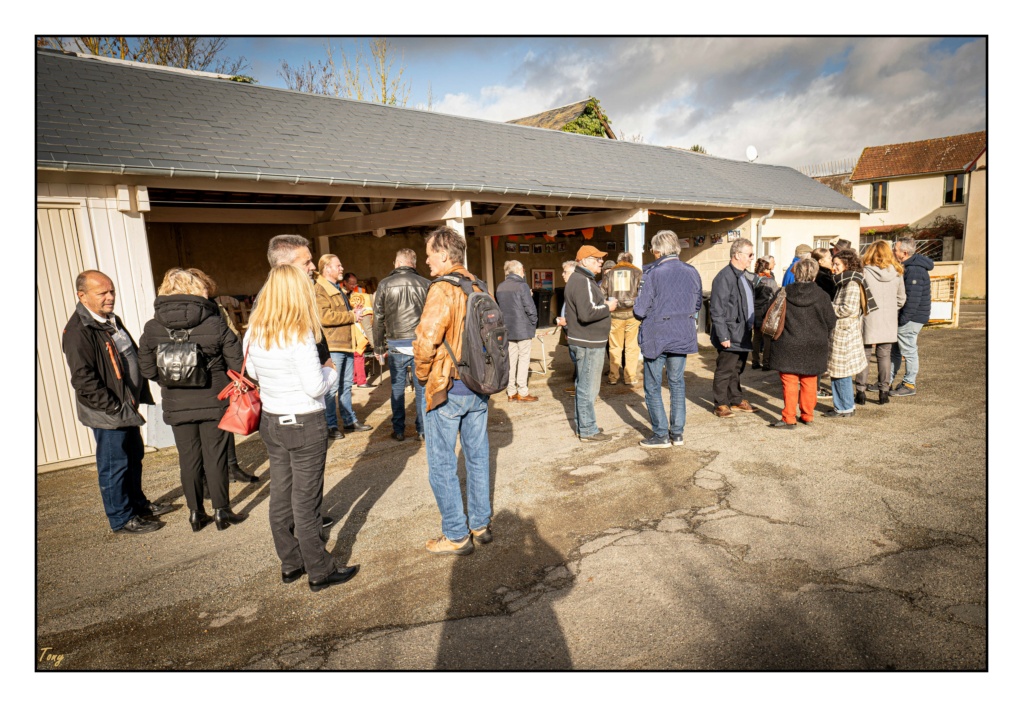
[34,308,990,677]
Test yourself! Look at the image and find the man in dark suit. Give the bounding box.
[709,239,758,418]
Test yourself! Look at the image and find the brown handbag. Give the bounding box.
[217,346,261,435]
[760,287,787,341]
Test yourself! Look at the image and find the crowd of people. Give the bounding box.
[60,226,933,590]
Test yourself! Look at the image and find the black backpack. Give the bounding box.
[432,274,509,396]
[156,328,208,388]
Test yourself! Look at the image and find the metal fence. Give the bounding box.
[859,238,944,260]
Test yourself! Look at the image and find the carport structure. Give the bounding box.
[36,48,864,466]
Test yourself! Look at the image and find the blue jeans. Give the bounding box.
[891,321,924,386]
[93,426,150,530]
[831,377,855,413]
[425,392,491,540]
[643,353,688,439]
[571,345,605,438]
[323,351,357,429]
[388,351,425,435]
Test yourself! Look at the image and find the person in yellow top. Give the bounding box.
[343,272,374,388]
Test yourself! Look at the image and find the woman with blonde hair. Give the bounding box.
[855,241,906,405]
[244,264,359,592]
[138,268,246,532]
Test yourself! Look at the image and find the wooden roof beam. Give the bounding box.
[475,208,647,238]
[310,199,471,237]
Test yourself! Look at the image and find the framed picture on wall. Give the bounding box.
[519,243,530,253]
[532,268,554,291]
[546,243,555,253]
[504,241,518,253]
[533,243,543,254]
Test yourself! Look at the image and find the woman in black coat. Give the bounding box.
[138,268,247,532]
[766,258,838,428]
[751,258,779,371]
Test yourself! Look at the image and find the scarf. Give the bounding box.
[833,270,878,314]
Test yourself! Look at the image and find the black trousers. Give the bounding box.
[261,410,335,583]
[713,349,748,406]
[171,420,230,511]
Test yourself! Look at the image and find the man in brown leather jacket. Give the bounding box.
[601,251,643,386]
[413,226,492,556]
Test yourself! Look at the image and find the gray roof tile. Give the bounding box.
[36,50,865,213]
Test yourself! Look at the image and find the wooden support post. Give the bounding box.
[626,216,647,266]
[317,236,330,259]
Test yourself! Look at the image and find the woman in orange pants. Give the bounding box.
[765,259,837,428]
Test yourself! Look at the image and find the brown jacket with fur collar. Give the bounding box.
[413,264,481,412]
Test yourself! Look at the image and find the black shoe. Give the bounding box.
[878,390,890,405]
[417,432,425,442]
[751,362,762,370]
[390,431,405,441]
[282,567,307,584]
[309,565,360,592]
[328,427,345,440]
[769,420,796,429]
[229,464,259,483]
[343,423,372,432]
[214,508,247,531]
[322,516,335,528]
[854,391,867,406]
[114,516,163,534]
[761,366,772,372]
[141,501,173,517]
[189,509,212,532]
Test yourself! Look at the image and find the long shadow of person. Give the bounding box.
[544,343,577,434]
[434,510,574,669]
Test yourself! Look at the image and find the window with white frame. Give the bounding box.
[761,238,778,258]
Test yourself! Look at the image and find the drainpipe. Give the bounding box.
[756,209,775,255]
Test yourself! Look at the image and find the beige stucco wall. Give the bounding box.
[853,174,969,229]
[757,211,861,273]
[961,152,986,298]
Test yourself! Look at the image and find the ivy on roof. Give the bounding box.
[560,98,612,138]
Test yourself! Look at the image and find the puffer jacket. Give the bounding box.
[414,264,480,412]
[138,295,243,425]
[315,275,357,352]
[372,265,430,353]
[62,303,155,430]
[861,265,906,344]
[600,261,643,319]
[496,273,537,341]
[899,253,934,326]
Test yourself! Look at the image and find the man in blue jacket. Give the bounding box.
[710,238,758,417]
[633,231,702,447]
[889,237,933,396]
[496,260,539,403]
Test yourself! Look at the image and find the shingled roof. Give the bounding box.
[36,50,865,214]
[508,99,617,139]
[850,131,987,183]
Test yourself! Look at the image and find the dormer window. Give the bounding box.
[871,182,888,211]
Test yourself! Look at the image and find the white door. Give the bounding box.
[37,202,96,466]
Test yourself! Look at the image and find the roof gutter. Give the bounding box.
[37,161,867,214]
[756,208,775,248]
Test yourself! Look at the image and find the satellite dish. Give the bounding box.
[746,145,759,162]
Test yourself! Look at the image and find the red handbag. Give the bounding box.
[217,347,261,435]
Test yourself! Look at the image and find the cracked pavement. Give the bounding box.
[35,321,986,670]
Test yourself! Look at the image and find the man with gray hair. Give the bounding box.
[373,248,431,440]
[710,237,758,417]
[496,260,538,402]
[888,237,934,396]
[601,250,643,386]
[633,231,702,447]
[267,234,316,279]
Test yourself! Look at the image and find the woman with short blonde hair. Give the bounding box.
[158,267,208,297]
[244,264,359,592]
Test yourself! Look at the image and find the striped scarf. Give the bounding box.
[834,270,878,314]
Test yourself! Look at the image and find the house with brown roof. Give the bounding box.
[850,131,986,297]
[508,98,617,139]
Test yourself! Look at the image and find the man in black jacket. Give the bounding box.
[61,270,170,534]
[373,248,431,441]
[565,245,618,442]
[710,238,758,418]
[496,260,538,403]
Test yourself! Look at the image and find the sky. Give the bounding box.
[227,36,987,169]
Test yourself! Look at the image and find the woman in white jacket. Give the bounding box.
[244,264,359,592]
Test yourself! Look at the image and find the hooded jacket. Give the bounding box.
[767,282,837,376]
[62,302,155,429]
[496,272,538,341]
[898,254,934,326]
[633,254,702,358]
[862,265,907,344]
[138,295,243,426]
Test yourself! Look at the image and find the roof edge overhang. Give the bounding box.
[37,162,867,215]
[850,159,987,184]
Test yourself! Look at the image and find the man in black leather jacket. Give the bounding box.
[372,249,431,441]
[61,270,169,534]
